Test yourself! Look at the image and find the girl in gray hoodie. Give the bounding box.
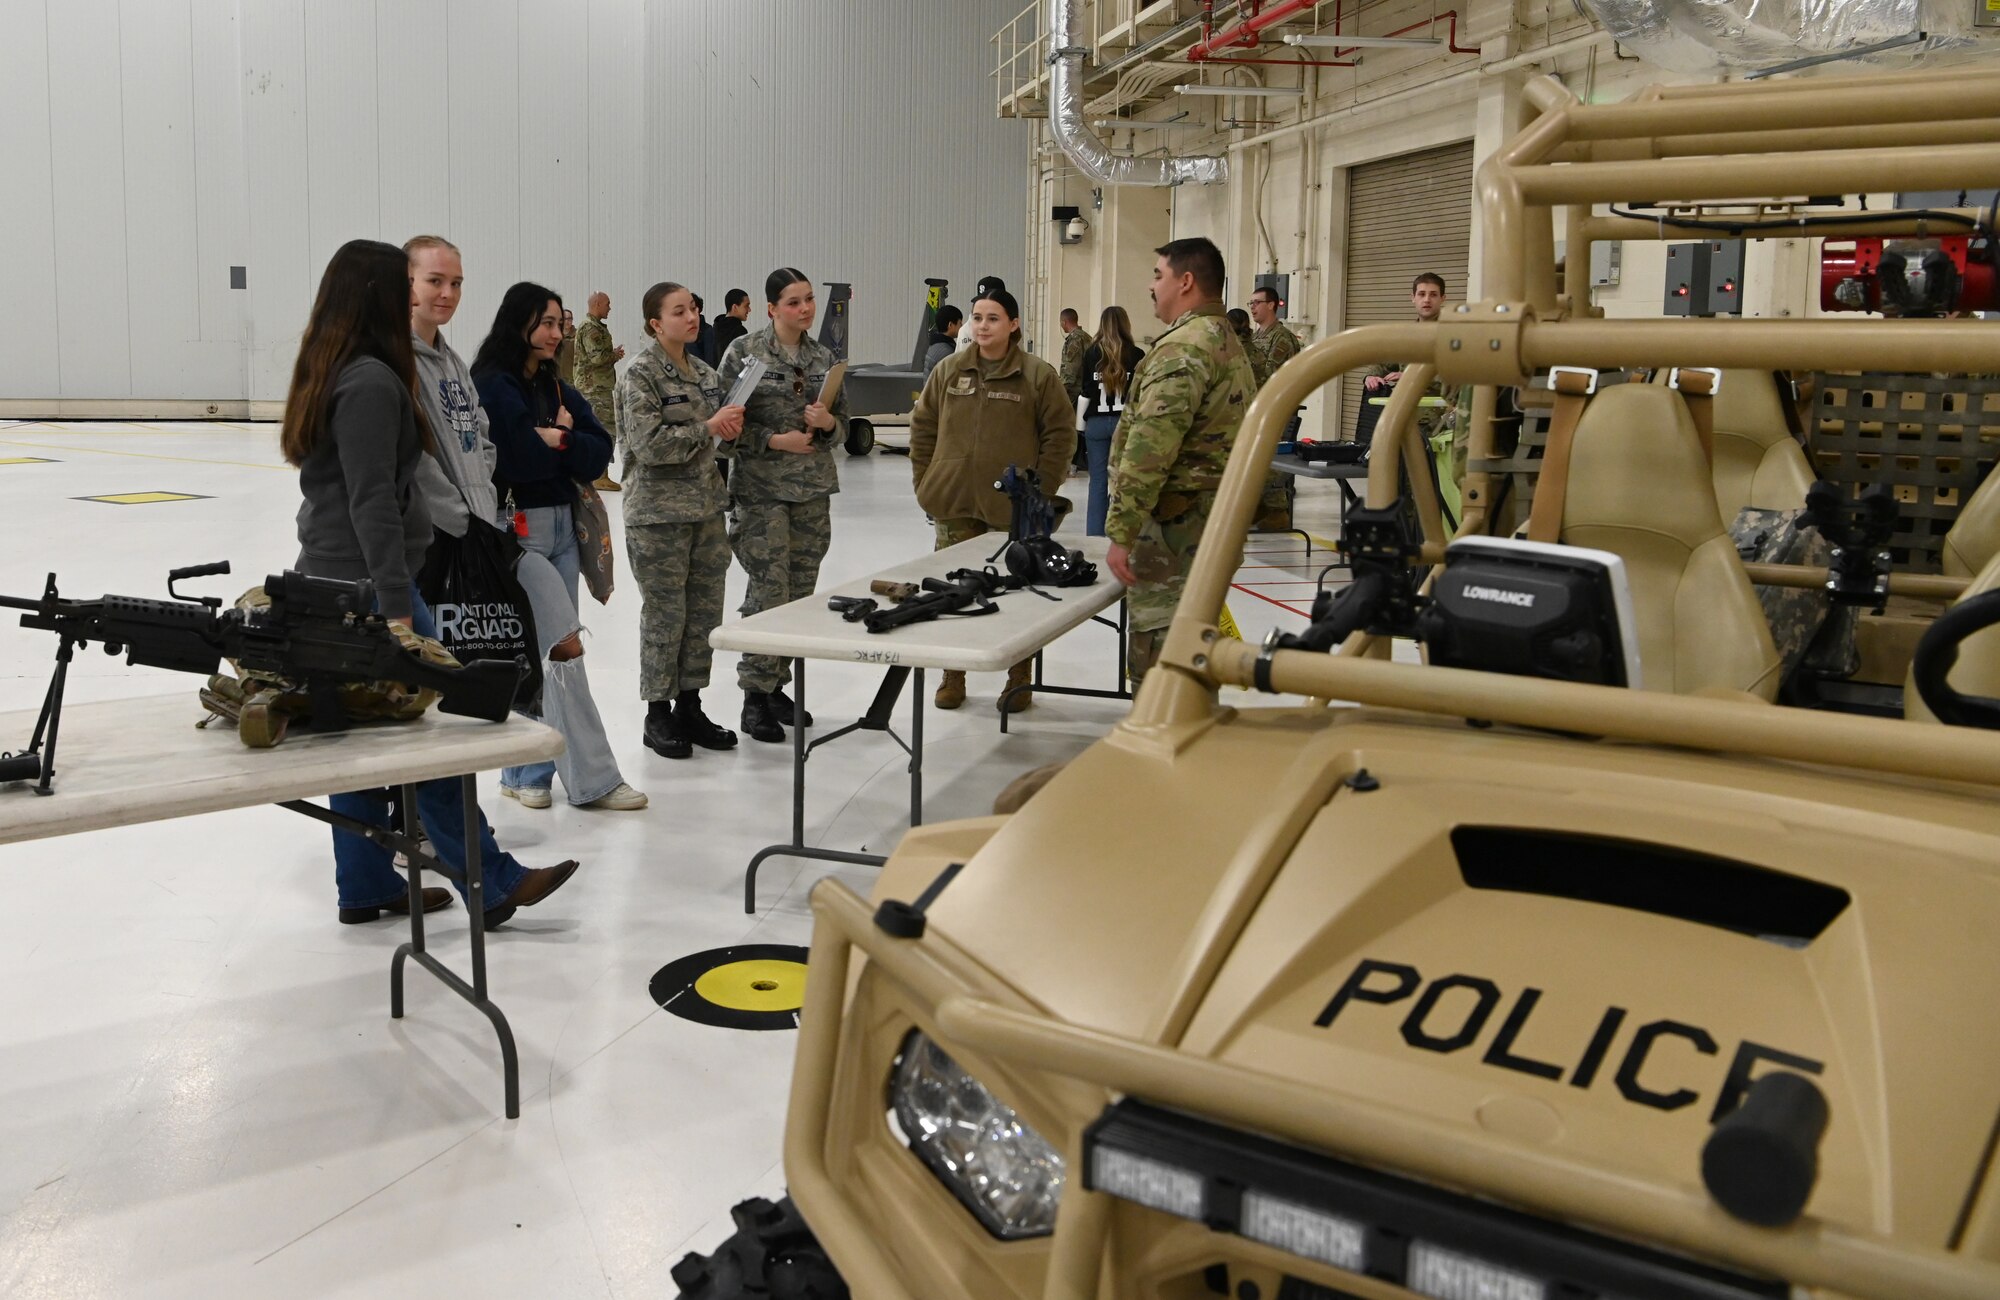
[405,236,643,813]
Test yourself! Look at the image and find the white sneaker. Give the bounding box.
[585,782,649,811]
[502,785,553,809]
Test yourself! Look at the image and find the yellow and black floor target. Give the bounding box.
[650,944,811,1031]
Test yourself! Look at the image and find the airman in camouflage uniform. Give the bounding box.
[1246,293,1303,527]
[618,335,736,753]
[577,295,624,490]
[718,312,848,737]
[1248,316,1299,388]
[1058,310,1090,403]
[1108,246,1256,685]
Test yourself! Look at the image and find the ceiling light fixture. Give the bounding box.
[1283,32,1442,48]
[1176,85,1306,97]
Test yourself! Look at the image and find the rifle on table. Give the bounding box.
[862,568,1015,633]
[0,563,523,796]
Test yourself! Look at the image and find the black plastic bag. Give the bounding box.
[417,521,543,712]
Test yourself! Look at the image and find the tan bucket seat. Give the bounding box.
[1554,383,1783,700]
[1652,369,1817,519]
[1943,468,2000,579]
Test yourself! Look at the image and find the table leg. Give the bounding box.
[742,660,913,913]
[285,785,521,1120]
[911,666,924,828]
[999,596,1134,734]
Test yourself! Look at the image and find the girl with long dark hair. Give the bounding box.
[287,239,578,927]
[715,267,848,743]
[470,282,644,812]
[1077,305,1145,537]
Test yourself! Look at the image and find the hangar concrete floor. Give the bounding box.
[0,419,1352,1297]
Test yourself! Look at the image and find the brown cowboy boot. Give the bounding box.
[1001,659,1033,713]
[934,670,967,710]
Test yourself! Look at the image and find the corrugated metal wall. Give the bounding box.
[1338,141,1475,437]
[2,0,1027,405]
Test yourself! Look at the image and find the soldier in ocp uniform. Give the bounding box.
[1246,285,1302,529]
[1362,272,1464,482]
[718,267,849,743]
[1057,307,1090,402]
[576,291,626,491]
[1106,237,1256,685]
[618,281,745,759]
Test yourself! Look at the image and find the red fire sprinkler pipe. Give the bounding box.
[1189,0,1317,60]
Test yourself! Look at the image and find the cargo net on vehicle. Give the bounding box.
[1472,370,1999,573]
[1806,372,2000,572]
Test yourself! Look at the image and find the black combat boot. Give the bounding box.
[768,685,813,728]
[740,691,786,744]
[644,699,691,759]
[673,689,737,750]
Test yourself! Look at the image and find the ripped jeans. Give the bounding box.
[500,504,624,804]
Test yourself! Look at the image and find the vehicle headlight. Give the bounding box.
[889,1031,1066,1240]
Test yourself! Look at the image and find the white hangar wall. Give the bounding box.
[0,0,1029,411]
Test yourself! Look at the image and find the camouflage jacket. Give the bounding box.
[1249,321,1300,389]
[556,328,577,386]
[1106,303,1256,548]
[616,339,729,525]
[1362,359,1458,440]
[575,315,618,410]
[717,326,848,504]
[1058,328,1090,399]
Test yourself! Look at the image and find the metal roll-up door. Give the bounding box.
[1339,141,1475,439]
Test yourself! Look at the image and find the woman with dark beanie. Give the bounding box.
[285,239,578,927]
[715,267,848,743]
[471,283,646,812]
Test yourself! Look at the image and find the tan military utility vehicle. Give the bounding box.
[676,67,2000,1300]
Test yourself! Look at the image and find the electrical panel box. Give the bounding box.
[1591,241,1622,287]
[1705,239,1745,316]
[1664,242,1711,316]
[1254,272,1291,319]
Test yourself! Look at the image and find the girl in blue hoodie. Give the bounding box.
[470,281,645,812]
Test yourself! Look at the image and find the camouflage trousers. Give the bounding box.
[730,494,833,692]
[1123,489,1216,685]
[933,516,994,550]
[580,386,619,452]
[627,515,730,701]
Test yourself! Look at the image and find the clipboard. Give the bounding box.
[724,359,767,410]
[816,361,846,408]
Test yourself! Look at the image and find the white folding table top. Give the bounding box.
[710,534,1124,673]
[0,694,562,847]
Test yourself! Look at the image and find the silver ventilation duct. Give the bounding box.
[1580,0,1990,75]
[1049,0,1228,186]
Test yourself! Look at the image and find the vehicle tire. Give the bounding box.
[672,1197,850,1300]
[844,419,875,456]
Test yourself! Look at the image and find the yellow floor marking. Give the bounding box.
[693,959,809,1012]
[77,491,208,505]
[0,457,54,465]
[0,437,290,472]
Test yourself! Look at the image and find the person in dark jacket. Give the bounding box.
[1077,305,1145,537]
[282,239,579,928]
[471,282,646,813]
[922,304,963,376]
[713,288,751,358]
[691,292,720,367]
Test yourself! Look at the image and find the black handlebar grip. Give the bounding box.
[1701,1071,1829,1227]
[170,561,231,580]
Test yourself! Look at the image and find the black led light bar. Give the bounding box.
[1081,1101,1786,1300]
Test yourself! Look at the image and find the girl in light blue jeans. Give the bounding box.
[500,506,629,805]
